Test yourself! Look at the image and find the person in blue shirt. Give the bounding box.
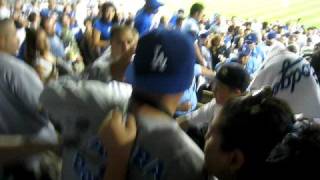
[244,33,266,75]
[169,9,184,28]
[134,0,163,36]
[93,2,118,55]
[175,64,215,117]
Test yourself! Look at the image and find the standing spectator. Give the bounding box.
[134,0,163,36]
[93,2,118,56]
[169,9,184,28]
[183,2,207,66]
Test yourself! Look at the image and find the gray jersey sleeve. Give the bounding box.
[40,77,132,143]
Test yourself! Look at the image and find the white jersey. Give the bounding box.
[250,49,320,121]
[40,77,132,180]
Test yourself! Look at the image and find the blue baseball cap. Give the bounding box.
[146,0,164,10]
[132,29,195,94]
[267,31,277,40]
[239,44,252,57]
[245,33,258,44]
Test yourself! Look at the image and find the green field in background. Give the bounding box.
[163,0,319,28]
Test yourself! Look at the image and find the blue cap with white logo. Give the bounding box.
[245,33,258,44]
[132,29,195,94]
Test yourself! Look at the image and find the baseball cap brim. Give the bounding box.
[131,68,193,94]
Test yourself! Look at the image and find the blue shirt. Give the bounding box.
[175,64,202,117]
[49,35,65,58]
[93,19,113,40]
[134,9,153,36]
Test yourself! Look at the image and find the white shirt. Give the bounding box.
[182,17,200,36]
[184,99,222,127]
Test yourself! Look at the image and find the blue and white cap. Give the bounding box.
[132,29,195,94]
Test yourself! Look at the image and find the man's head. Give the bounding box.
[131,29,195,114]
[0,19,19,55]
[48,0,56,10]
[238,44,251,66]
[110,25,139,60]
[40,16,56,36]
[214,63,250,105]
[245,33,258,49]
[145,0,163,14]
[189,2,204,21]
[205,89,294,179]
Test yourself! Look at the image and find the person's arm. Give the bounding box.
[0,135,60,164]
[93,29,109,49]
[99,110,137,180]
[110,46,136,81]
[177,101,215,131]
[195,43,207,66]
[200,66,216,80]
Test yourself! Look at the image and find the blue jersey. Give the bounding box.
[93,19,113,41]
[134,9,153,36]
[175,64,202,117]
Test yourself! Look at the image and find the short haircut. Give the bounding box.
[110,25,138,41]
[0,18,14,37]
[218,89,294,179]
[189,3,204,17]
[28,12,37,23]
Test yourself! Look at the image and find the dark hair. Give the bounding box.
[265,121,320,180]
[287,45,298,53]
[100,2,118,23]
[28,12,37,23]
[310,50,320,80]
[189,3,204,17]
[24,28,37,66]
[218,88,294,179]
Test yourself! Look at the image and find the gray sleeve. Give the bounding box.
[10,65,43,113]
[39,77,132,134]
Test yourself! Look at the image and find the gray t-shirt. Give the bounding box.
[0,52,48,134]
[128,114,206,180]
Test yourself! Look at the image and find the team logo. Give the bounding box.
[151,45,168,72]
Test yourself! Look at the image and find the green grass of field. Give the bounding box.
[162,0,319,28]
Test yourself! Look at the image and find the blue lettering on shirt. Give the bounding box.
[73,137,106,180]
[272,58,319,95]
[132,146,164,180]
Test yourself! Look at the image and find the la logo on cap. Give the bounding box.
[151,45,167,72]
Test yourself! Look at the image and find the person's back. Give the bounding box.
[127,114,204,180]
[108,29,206,180]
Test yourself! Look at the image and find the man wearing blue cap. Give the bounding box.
[40,29,205,180]
[244,33,266,75]
[98,30,206,180]
[134,0,163,36]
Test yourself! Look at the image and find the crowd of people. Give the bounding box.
[1,0,320,179]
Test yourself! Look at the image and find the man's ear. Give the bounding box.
[229,149,245,173]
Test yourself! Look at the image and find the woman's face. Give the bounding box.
[104,6,116,22]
